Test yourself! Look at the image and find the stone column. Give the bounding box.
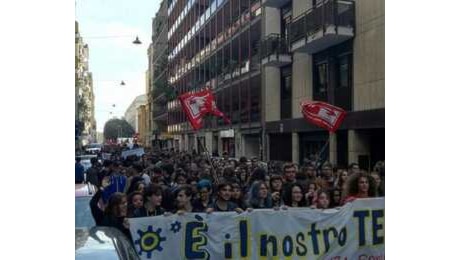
[235,130,242,159]
[348,130,370,164]
[329,132,337,165]
[292,132,299,164]
[205,132,213,155]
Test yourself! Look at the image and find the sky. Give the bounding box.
[76,0,161,132]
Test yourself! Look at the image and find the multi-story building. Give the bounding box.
[137,104,148,146]
[148,0,171,150]
[260,0,384,169]
[124,94,147,133]
[167,0,264,158]
[164,0,384,169]
[75,21,97,148]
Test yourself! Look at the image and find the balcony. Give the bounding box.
[260,33,292,67]
[261,0,291,9]
[289,0,355,54]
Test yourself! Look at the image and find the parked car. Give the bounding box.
[76,154,98,172]
[76,226,139,260]
[75,183,96,228]
[85,143,103,154]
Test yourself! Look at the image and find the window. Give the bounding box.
[312,40,352,110]
[338,55,350,88]
[313,62,328,102]
[281,2,292,39]
[280,66,292,119]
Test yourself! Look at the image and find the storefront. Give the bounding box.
[220,129,235,158]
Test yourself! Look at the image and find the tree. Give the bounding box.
[103,118,135,140]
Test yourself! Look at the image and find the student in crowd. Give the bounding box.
[317,163,335,190]
[342,173,377,205]
[143,184,165,216]
[283,183,307,208]
[208,183,243,213]
[334,170,349,191]
[127,191,147,218]
[247,181,273,209]
[192,179,213,212]
[269,175,284,207]
[174,185,194,214]
[313,189,331,210]
[305,182,319,206]
[330,188,342,208]
[370,171,385,197]
[231,182,247,210]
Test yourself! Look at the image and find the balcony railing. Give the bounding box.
[289,0,355,53]
[260,33,289,59]
[261,0,291,9]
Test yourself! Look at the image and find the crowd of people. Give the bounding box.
[76,146,385,240]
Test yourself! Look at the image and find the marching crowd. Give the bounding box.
[76,146,385,240]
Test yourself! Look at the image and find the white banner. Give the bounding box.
[121,148,145,159]
[128,198,384,260]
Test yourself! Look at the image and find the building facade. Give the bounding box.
[137,104,148,146]
[166,0,263,158]
[124,94,147,132]
[75,21,97,149]
[148,0,171,151]
[260,0,384,169]
[161,0,384,168]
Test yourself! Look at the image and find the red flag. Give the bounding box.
[179,89,230,130]
[301,101,346,132]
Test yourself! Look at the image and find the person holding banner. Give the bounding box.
[269,175,284,207]
[330,188,343,208]
[92,191,131,240]
[207,183,243,213]
[342,173,377,205]
[231,183,247,210]
[283,183,307,208]
[191,179,213,213]
[127,191,147,218]
[143,184,166,216]
[174,185,194,214]
[312,189,331,210]
[246,181,273,209]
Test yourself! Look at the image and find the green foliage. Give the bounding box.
[103,118,135,140]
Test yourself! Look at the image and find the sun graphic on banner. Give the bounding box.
[170,221,181,233]
[135,226,167,258]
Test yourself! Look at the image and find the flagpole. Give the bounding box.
[314,137,330,176]
[196,130,220,184]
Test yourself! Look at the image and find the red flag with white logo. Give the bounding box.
[301,101,346,132]
[179,89,230,130]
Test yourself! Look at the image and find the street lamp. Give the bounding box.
[132,36,142,45]
[83,35,143,45]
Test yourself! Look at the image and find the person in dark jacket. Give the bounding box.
[191,179,213,212]
[143,184,166,216]
[86,158,101,187]
[90,184,131,240]
[208,183,243,213]
[75,158,85,184]
[231,182,247,210]
[127,191,147,218]
[102,192,131,240]
[246,181,273,209]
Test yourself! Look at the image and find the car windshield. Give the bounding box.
[75,197,95,228]
[87,144,102,149]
